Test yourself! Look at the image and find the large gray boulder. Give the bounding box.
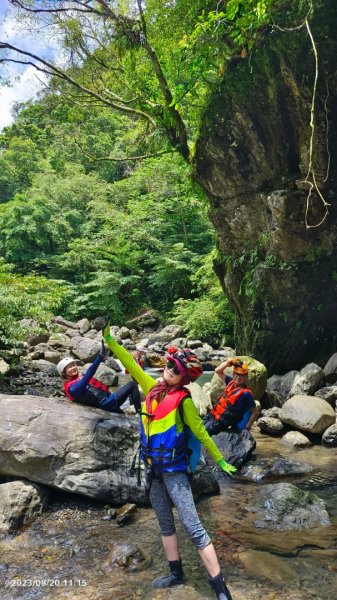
[259,389,283,409]
[288,363,325,398]
[26,332,50,347]
[0,394,143,504]
[53,316,79,330]
[241,457,316,483]
[119,326,131,340]
[315,385,337,407]
[267,371,298,402]
[148,324,183,344]
[24,359,58,376]
[0,394,218,505]
[125,310,160,330]
[279,395,335,434]
[82,363,118,387]
[205,429,256,468]
[280,431,312,448]
[322,423,337,447]
[70,336,100,362]
[257,416,284,436]
[48,333,72,350]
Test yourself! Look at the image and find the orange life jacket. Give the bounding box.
[211,379,251,421]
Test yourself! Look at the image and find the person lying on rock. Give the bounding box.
[203,358,258,436]
[103,322,235,600]
[57,352,141,413]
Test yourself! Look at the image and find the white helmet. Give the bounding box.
[57,356,76,377]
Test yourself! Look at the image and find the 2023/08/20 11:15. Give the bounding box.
[9,578,87,587]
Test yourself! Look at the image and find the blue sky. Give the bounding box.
[0,0,57,130]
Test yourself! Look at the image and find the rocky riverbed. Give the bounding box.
[1,314,337,599]
[1,432,337,600]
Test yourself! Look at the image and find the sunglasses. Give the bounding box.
[165,360,181,376]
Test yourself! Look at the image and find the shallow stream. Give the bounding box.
[1,432,337,600]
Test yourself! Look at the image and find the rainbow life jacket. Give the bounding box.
[140,387,192,473]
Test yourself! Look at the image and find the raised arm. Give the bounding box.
[103,326,156,396]
[214,359,232,382]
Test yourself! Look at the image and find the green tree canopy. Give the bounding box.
[1,0,284,161]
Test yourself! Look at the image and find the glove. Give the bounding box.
[217,458,237,477]
[102,318,112,341]
[100,340,109,360]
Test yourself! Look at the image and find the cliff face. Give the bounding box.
[194,0,337,373]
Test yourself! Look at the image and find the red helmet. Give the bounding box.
[166,348,203,382]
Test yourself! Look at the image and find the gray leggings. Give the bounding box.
[149,471,211,549]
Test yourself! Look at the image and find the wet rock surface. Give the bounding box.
[205,429,256,469]
[105,542,151,571]
[248,482,330,531]
[240,456,316,483]
[322,423,337,446]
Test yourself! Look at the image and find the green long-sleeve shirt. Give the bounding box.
[104,335,223,464]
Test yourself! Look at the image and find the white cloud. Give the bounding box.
[0,67,48,130]
[0,1,60,130]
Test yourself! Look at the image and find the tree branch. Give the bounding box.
[0,42,156,126]
[11,0,102,16]
[7,0,190,161]
[135,0,189,160]
[74,138,175,162]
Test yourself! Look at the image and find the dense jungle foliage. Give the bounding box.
[0,0,312,350]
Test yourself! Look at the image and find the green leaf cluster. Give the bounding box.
[173,253,234,345]
[0,93,216,327]
[0,258,66,350]
[0,0,289,349]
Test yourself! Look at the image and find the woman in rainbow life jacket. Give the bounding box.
[203,358,258,436]
[57,353,141,413]
[103,324,236,600]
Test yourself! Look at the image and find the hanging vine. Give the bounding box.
[274,2,331,229]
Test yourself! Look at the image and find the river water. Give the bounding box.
[1,431,337,600]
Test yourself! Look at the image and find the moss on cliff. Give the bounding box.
[195,0,337,373]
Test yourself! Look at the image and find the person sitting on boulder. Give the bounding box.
[57,352,141,413]
[203,358,258,436]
